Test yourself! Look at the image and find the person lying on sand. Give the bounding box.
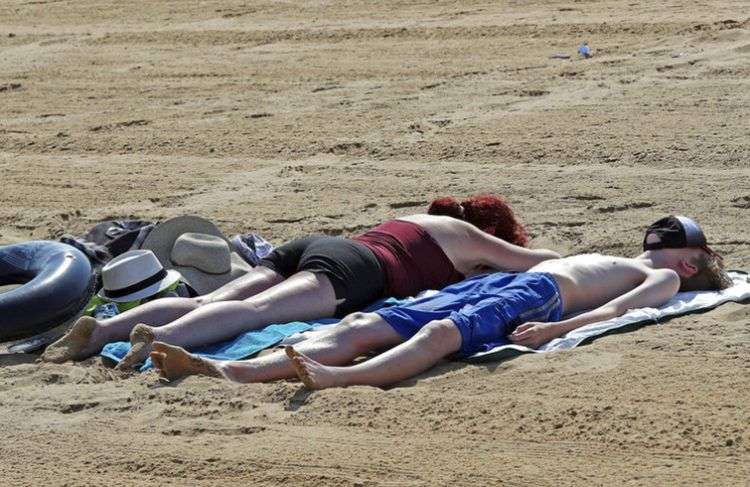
[145,215,732,388]
[43,194,560,367]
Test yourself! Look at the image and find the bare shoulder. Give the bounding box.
[649,267,679,277]
[640,268,681,300]
[397,214,468,231]
[623,258,680,282]
[647,267,681,283]
[401,214,558,270]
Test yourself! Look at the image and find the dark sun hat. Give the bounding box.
[643,215,720,259]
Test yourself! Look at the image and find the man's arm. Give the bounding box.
[467,224,561,272]
[509,268,681,348]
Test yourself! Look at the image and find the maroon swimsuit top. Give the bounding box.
[352,219,465,298]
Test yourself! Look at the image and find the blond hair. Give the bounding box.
[679,253,732,291]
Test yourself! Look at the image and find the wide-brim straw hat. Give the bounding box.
[138,216,251,295]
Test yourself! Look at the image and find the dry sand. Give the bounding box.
[1,1,749,485]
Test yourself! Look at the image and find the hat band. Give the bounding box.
[103,269,168,298]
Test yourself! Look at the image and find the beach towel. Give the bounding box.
[99,298,402,371]
[283,271,750,361]
[466,270,750,362]
[100,272,750,370]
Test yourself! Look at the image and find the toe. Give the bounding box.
[284,346,297,360]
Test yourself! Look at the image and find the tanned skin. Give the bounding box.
[147,247,708,389]
[42,215,559,366]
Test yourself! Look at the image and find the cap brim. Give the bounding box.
[675,215,707,247]
[700,244,722,261]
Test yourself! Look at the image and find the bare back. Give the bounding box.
[397,214,558,275]
[530,254,673,315]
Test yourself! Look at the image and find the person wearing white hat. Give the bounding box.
[43,197,561,367]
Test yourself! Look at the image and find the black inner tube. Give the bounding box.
[0,241,94,341]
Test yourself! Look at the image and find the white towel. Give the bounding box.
[467,271,750,362]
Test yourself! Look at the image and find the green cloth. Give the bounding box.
[83,280,181,316]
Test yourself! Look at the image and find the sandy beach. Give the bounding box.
[1,1,749,485]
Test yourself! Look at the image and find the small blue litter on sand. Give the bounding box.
[578,42,591,58]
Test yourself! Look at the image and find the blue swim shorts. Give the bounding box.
[375,272,563,357]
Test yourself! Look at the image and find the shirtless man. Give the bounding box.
[42,195,559,366]
[148,215,731,388]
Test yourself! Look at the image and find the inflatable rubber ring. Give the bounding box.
[0,241,93,341]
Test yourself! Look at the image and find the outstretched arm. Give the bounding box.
[467,224,561,272]
[509,268,681,348]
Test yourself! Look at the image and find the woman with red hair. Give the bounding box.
[427,194,529,247]
[44,195,559,368]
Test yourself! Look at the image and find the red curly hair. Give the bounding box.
[427,194,529,247]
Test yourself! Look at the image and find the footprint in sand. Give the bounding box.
[730,196,750,209]
[596,201,654,213]
[512,350,623,374]
[389,200,427,209]
[715,304,750,322]
[0,83,22,92]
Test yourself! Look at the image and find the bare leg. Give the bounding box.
[41,266,283,363]
[201,266,286,302]
[288,319,462,389]
[99,266,284,339]
[149,313,403,382]
[117,271,339,368]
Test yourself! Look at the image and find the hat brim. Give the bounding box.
[173,254,251,295]
[700,244,723,262]
[675,215,707,247]
[98,269,182,303]
[139,216,230,271]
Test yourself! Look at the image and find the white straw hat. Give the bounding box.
[138,216,251,295]
[98,250,181,302]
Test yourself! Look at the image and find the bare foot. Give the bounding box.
[41,316,101,363]
[285,346,340,390]
[115,324,155,370]
[150,341,222,382]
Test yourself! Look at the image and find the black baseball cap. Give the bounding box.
[643,215,720,259]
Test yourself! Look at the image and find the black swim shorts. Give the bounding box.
[258,235,385,317]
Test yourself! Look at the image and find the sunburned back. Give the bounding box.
[397,214,488,275]
[397,214,560,275]
[530,254,655,315]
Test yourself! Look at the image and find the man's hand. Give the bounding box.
[508,322,561,348]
